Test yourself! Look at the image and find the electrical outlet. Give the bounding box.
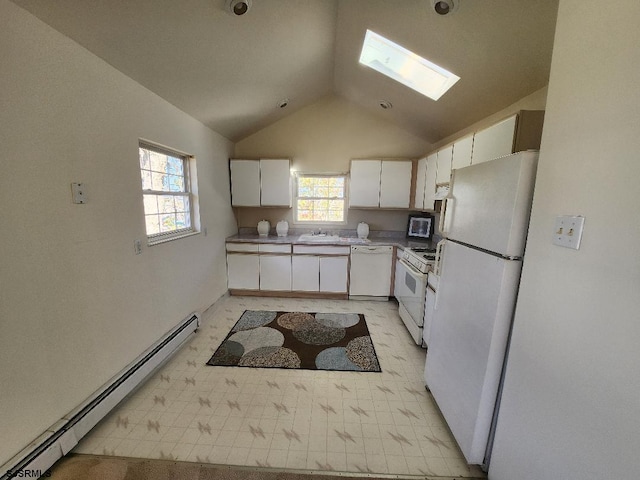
[134,239,143,255]
[552,215,585,249]
[71,182,86,204]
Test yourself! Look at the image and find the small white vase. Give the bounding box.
[257,220,270,237]
[357,222,369,239]
[276,220,289,237]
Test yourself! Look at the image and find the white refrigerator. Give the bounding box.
[424,151,539,468]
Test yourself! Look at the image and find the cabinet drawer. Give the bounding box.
[226,242,259,253]
[293,245,350,255]
[258,243,291,253]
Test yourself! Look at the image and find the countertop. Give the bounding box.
[226,233,438,250]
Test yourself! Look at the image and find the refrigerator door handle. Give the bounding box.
[433,239,446,310]
[434,239,446,277]
[439,196,455,235]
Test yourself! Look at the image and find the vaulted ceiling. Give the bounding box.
[11,0,559,143]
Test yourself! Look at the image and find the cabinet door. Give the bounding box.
[319,256,348,293]
[260,159,291,206]
[435,146,453,185]
[349,160,381,207]
[227,253,259,289]
[380,160,412,208]
[423,153,438,211]
[292,255,320,292]
[414,157,427,210]
[230,160,260,207]
[259,255,291,291]
[471,114,517,165]
[451,134,474,170]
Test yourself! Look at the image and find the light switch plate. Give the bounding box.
[553,215,585,249]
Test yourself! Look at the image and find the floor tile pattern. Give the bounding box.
[74,296,484,478]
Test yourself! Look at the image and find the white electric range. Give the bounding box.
[394,245,437,345]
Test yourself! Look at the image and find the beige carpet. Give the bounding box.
[48,454,486,480]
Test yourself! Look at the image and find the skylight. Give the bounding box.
[359,30,460,101]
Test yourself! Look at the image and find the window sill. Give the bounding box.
[148,230,199,246]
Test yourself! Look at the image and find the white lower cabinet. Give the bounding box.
[259,255,291,291]
[320,256,349,293]
[292,255,320,292]
[227,254,259,290]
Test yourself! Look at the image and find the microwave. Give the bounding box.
[407,214,434,239]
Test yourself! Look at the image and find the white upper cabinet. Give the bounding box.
[471,114,518,165]
[380,160,412,208]
[230,160,260,207]
[229,158,291,207]
[423,153,438,211]
[435,145,453,185]
[414,157,427,210]
[451,134,474,170]
[260,158,292,207]
[350,159,412,209]
[349,160,382,207]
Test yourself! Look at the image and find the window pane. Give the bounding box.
[167,156,184,175]
[168,175,185,192]
[143,194,159,214]
[139,149,150,170]
[174,196,186,212]
[141,170,152,190]
[145,215,160,235]
[329,199,344,211]
[150,152,168,173]
[159,196,175,213]
[298,210,313,221]
[160,214,176,232]
[298,185,313,197]
[314,186,329,197]
[176,212,190,229]
[328,187,344,198]
[151,172,166,191]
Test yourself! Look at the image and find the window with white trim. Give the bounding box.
[138,142,196,244]
[294,174,347,224]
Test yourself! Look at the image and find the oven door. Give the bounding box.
[395,258,428,327]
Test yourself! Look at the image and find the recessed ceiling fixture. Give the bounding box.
[430,0,460,16]
[277,98,289,109]
[227,0,251,16]
[359,29,460,101]
[379,100,393,109]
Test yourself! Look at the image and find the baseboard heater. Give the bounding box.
[1,312,200,480]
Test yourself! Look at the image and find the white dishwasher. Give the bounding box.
[349,245,393,299]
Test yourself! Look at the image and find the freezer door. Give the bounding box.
[447,151,538,257]
[425,240,522,464]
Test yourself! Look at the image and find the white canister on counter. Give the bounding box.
[357,222,369,239]
[276,220,289,237]
[257,220,270,237]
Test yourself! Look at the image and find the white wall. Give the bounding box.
[0,0,236,466]
[489,1,640,479]
[234,95,432,232]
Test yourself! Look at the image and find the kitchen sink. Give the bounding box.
[297,233,341,243]
[296,234,368,244]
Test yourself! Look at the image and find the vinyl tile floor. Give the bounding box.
[73,295,485,478]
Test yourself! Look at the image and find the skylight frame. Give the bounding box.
[359,29,460,101]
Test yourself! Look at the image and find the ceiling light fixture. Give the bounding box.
[379,100,393,109]
[430,0,460,16]
[277,98,289,109]
[359,29,460,101]
[227,0,251,16]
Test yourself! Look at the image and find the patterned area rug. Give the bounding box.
[206,310,381,372]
